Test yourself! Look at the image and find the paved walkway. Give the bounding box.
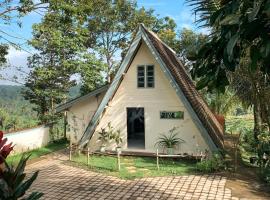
[26,152,239,200]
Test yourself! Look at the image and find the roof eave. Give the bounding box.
[55,85,109,113]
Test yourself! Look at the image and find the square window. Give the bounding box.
[137,65,154,88]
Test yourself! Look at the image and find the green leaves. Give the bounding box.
[227,33,239,62]
[187,0,270,92]
[155,127,185,149]
[0,154,43,200]
[220,14,240,25]
[248,0,263,22]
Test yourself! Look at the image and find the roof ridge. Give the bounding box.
[140,24,177,54]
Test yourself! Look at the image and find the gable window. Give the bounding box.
[137,65,154,88]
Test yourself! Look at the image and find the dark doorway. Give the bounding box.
[127,107,145,149]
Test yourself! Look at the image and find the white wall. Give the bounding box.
[67,92,105,143]
[4,125,50,154]
[88,41,210,154]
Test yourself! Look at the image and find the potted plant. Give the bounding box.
[155,127,185,155]
[97,128,110,152]
[112,130,123,153]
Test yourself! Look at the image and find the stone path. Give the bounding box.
[26,152,239,200]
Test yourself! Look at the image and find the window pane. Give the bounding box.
[147,65,154,88]
[147,65,154,75]
[137,66,145,88]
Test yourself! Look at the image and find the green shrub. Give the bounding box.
[259,167,270,185]
[241,128,258,152]
[196,153,225,173]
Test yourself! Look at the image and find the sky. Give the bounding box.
[1,0,199,85]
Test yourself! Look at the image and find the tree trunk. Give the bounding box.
[254,100,263,140]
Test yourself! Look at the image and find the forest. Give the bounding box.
[0,84,80,132]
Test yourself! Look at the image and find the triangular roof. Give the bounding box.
[78,24,224,150]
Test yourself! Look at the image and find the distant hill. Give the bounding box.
[0,85,25,101]
[0,84,81,132]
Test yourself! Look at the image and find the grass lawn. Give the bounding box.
[70,154,197,180]
[6,139,68,165]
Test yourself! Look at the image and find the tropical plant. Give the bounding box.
[257,131,270,184]
[0,155,43,200]
[187,0,270,92]
[202,87,240,116]
[112,130,123,148]
[196,153,225,173]
[97,128,110,147]
[0,131,13,168]
[98,123,114,144]
[0,131,42,199]
[257,132,270,166]
[155,127,185,152]
[230,64,270,138]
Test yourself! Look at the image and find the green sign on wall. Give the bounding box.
[160,111,184,119]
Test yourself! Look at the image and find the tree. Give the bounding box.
[202,88,240,116]
[23,3,98,123]
[177,28,207,70]
[187,0,270,91]
[78,54,105,95]
[231,61,270,137]
[187,0,270,134]
[0,0,47,68]
[82,0,178,81]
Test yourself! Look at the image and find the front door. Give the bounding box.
[127,107,145,149]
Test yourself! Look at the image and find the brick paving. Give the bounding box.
[26,153,239,200]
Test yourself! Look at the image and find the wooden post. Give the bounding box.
[156,149,159,170]
[87,148,90,166]
[63,110,67,139]
[117,151,121,171]
[69,140,72,161]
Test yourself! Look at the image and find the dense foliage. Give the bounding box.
[0,85,80,132]
[0,85,38,131]
[0,154,43,200]
[0,131,42,200]
[188,0,270,91]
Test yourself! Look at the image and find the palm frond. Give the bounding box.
[186,0,222,27]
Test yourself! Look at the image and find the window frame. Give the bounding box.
[137,64,155,88]
[146,65,155,88]
[137,65,145,88]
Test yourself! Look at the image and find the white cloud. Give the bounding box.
[0,46,32,85]
[6,47,31,68]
